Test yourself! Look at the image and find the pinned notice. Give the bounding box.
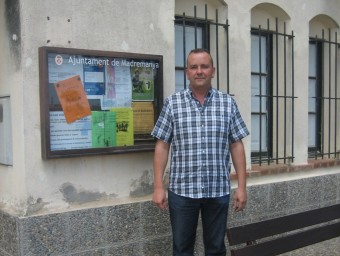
[54,75,91,124]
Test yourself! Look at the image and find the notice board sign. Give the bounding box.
[39,47,163,159]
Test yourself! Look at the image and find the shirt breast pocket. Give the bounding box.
[211,114,229,137]
[173,116,191,138]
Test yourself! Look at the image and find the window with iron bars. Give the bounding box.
[308,30,340,160]
[174,5,229,92]
[175,16,209,92]
[251,19,296,165]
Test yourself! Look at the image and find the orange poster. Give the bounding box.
[54,75,91,124]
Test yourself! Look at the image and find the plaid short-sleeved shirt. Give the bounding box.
[151,87,249,198]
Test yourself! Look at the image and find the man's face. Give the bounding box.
[186,52,215,90]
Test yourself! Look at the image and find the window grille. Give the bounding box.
[309,30,340,160]
[251,19,296,165]
[174,4,229,92]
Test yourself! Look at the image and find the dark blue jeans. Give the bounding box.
[168,190,230,256]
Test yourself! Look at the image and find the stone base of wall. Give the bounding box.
[1,171,339,256]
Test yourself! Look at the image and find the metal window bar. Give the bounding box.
[175,4,230,92]
[259,25,264,165]
[251,18,296,165]
[335,33,338,158]
[309,29,340,160]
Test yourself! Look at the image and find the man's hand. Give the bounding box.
[233,187,247,212]
[152,140,170,209]
[230,141,247,213]
[152,188,168,209]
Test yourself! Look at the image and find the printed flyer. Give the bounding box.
[131,66,155,101]
[91,111,116,148]
[101,63,132,110]
[110,108,134,146]
[53,75,91,124]
[132,102,154,134]
[49,111,92,150]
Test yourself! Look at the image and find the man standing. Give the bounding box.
[152,48,249,256]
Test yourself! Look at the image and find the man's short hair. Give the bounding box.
[187,48,214,67]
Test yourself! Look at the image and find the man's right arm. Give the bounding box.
[152,139,170,209]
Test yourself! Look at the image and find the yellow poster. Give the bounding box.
[110,108,134,146]
[132,102,154,134]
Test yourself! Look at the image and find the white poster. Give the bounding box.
[49,111,92,150]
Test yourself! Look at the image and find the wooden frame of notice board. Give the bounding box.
[39,46,163,159]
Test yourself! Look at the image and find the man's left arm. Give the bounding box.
[230,140,247,212]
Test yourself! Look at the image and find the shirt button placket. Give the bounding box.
[201,111,207,196]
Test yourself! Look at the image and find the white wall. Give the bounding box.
[0,0,175,215]
[0,0,339,216]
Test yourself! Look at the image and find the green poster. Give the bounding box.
[91,111,116,147]
[131,67,154,101]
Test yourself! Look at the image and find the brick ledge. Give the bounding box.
[230,159,340,180]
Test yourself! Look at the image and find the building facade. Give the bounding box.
[0,0,339,255]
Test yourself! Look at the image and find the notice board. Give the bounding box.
[39,47,163,159]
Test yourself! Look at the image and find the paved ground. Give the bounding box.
[278,237,340,256]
